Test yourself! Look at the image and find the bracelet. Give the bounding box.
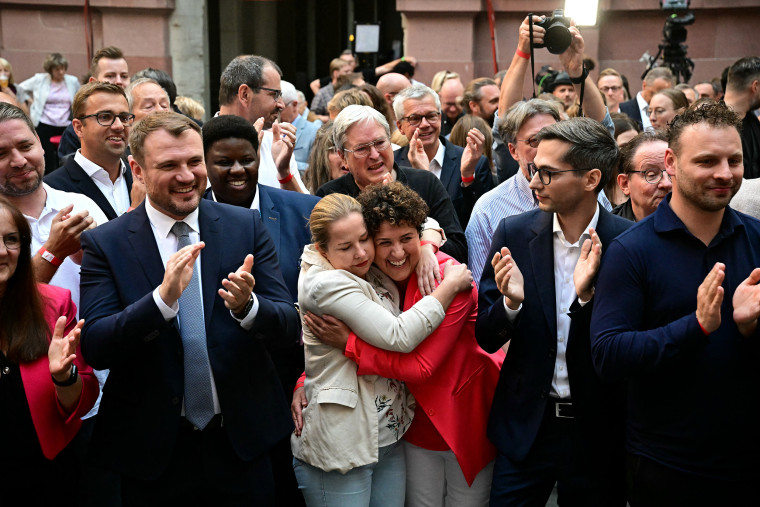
[420,240,439,254]
[515,48,530,60]
[38,247,63,267]
[461,174,475,183]
[51,365,78,387]
[569,66,589,84]
[278,172,295,184]
[293,382,304,392]
[401,56,406,62]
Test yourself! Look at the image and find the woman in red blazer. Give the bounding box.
[303,183,505,506]
[0,196,99,503]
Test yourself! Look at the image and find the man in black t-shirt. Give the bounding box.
[724,56,760,179]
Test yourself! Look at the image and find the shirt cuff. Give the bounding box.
[153,287,178,321]
[503,298,522,322]
[231,294,260,330]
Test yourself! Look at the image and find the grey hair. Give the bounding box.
[535,117,618,193]
[296,90,306,103]
[281,80,298,105]
[126,78,168,111]
[332,104,390,152]
[392,84,441,122]
[499,99,561,144]
[218,55,282,106]
[644,67,674,86]
[0,102,35,135]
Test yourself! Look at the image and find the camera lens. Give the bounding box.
[544,22,572,54]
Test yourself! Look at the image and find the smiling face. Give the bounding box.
[471,84,500,125]
[439,79,464,122]
[396,94,441,156]
[0,119,45,196]
[666,124,743,213]
[318,211,374,278]
[0,208,20,294]
[132,128,206,220]
[372,221,420,283]
[249,65,285,129]
[75,91,130,167]
[206,137,258,207]
[340,119,394,190]
[93,58,130,89]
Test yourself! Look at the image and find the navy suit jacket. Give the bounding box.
[79,199,298,480]
[475,207,631,465]
[619,98,643,130]
[394,137,494,227]
[203,184,319,302]
[45,155,133,221]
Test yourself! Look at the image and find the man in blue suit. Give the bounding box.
[393,84,493,227]
[79,112,299,505]
[476,117,630,506]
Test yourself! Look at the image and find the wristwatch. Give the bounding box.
[51,364,78,387]
[233,295,254,320]
[569,66,589,84]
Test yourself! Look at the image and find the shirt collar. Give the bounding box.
[552,203,601,246]
[209,185,260,211]
[75,150,126,181]
[145,196,200,239]
[41,182,69,214]
[653,194,745,243]
[431,139,446,169]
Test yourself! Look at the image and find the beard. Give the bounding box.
[0,168,43,196]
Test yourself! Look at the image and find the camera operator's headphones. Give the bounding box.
[528,13,587,117]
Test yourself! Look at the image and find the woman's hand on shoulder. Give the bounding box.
[440,260,474,293]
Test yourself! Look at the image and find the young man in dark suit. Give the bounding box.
[476,117,630,506]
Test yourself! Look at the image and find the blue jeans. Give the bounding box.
[293,441,406,507]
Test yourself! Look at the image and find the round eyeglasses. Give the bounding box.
[343,138,391,158]
[629,169,671,184]
[0,233,21,250]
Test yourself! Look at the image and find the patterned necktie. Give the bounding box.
[171,221,215,429]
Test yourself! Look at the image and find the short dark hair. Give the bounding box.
[462,78,498,114]
[72,82,128,119]
[668,101,742,157]
[202,114,259,155]
[90,46,125,77]
[536,117,618,193]
[726,56,760,92]
[357,181,429,237]
[218,55,281,106]
[43,53,68,74]
[132,68,177,104]
[619,130,668,175]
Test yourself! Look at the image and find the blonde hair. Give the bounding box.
[430,70,460,93]
[327,88,371,119]
[175,96,206,121]
[309,193,363,252]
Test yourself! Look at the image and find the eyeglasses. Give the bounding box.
[516,136,539,148]
[257,87,283,100]
[528,162,590,185]
[599,86,623,93]
[398,111,441,127]
[78,112,135,127]
[343,138,391,158]
[0,233,21,250]
[629,169,671,184]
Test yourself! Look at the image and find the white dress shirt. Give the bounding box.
[636,92,653,131]
[145,197,260,415]
[74,150,131,216]
[258,129,309,193]
[427,140,446,180]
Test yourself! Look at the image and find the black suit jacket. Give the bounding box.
[475,207,631,467]
[45,156,133,221]
[394,137,494,227]
[619,97,644,130]
[316,164,468,263]
[79,199,298,480]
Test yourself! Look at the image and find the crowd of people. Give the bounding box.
[1,11,759,507]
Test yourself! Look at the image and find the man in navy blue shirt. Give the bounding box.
[591,102,760,506]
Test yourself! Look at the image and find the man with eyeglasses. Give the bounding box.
[597,69,627,113]
[393,84,494,227]
[438,77,465,137]
[219,55,307,194]
[46,82,138,220]
[612,130,671,222]
[477,117,630,506]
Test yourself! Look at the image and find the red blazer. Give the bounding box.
[18,284,99,459]
[344,252,505,485]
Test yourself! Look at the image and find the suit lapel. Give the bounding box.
[67,158,119,220]
[126,204,166,287]
[529,212,558,340]
[198,200,222,328]
[258,186,280,251]
[439,139,458,194]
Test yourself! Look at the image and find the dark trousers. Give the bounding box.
[35,122,66,174]
[627,453,753,507]
[72,416,122,506]
[121,416,275,507]
[490,402,625,507]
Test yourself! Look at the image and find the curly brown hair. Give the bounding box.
[357,182,429,237]
[668,101,742,157]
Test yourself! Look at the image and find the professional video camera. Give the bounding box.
[642,0,695,83]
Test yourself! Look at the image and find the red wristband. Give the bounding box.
[697,317,710,336]
[420,240,439,253]
[515,48,530,60]
[278,172,295,184]
[461,174,475,183]
[38,247,63,267]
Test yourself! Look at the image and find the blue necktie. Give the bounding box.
[171,221,215,429]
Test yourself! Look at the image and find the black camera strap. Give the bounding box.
[528,13,537,98]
